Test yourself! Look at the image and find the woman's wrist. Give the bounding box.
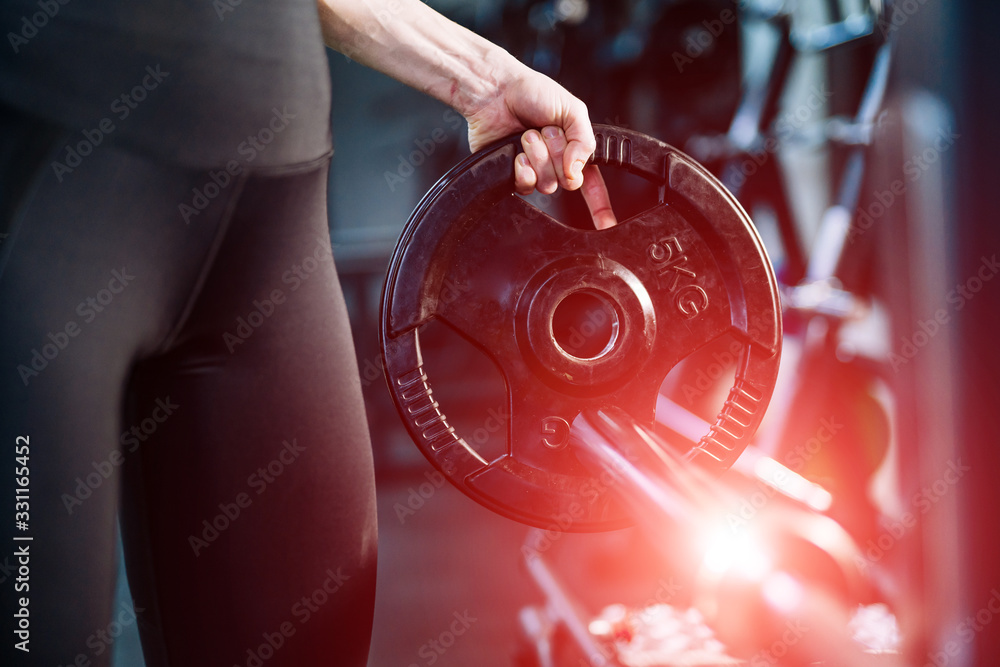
[317,0,525,120]
[424,32,525,121]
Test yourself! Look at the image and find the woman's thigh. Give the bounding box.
[0,117,376,666]
[120,161,378,667]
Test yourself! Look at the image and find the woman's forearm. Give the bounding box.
[316,0,615,225]
[316,0,524,119]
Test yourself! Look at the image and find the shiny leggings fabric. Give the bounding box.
[0,107,377,666]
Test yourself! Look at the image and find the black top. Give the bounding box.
[1,0,332,168]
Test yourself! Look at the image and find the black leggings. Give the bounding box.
[0,108,377,666]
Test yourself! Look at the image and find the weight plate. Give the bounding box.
[380,125,781,531]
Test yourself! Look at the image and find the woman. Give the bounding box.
[0,0,610,664]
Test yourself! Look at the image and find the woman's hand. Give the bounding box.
[317,0,616,228]
[464,67,617,229]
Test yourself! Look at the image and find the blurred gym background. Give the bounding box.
[112,0,1000,665]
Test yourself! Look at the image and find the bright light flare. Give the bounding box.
[762,571,805,615]
[587,618,613,638]
[753,455,834,512]
[700,525,771,580]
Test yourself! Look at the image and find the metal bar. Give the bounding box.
[567,408,902,667]
[522,538,618,667]
[807,42,893,283]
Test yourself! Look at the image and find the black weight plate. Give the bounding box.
[380,125,780,531]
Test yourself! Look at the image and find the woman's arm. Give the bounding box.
[316,0,615,228]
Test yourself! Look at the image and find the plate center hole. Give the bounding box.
[551,290,619,360]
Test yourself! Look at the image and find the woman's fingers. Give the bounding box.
[580,165,617,229]
[515,127,617,229]
[513,153,537,195]
[520,127,561,194]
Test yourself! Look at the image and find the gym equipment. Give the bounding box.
[380,125,781,530]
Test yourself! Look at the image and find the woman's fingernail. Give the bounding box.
[517,154,529,167]
[524,130,539,144]
[543,126,560,139]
